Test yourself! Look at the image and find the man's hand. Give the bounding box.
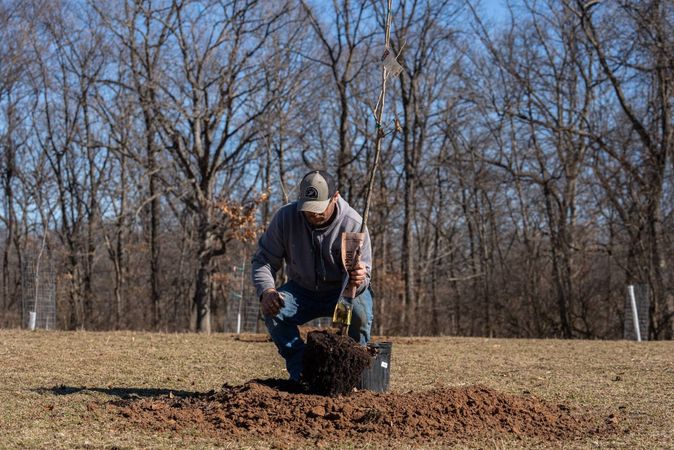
[260,289,285,317]
[347,261,367,290]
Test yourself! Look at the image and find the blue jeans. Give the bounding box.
[263,280,373,381]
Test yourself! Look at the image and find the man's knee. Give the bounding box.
[355,287,373,315]
[349,288,373,343]
[351,302,371,325]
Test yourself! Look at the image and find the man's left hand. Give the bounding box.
[348,261,367,289]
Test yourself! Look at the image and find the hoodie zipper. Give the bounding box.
[312,229,318,290]
[312,229,326,290]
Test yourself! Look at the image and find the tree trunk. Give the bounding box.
[337,83,349,192]
[543,185,572,338]
[149,147,161,330]
[192,262,212,333]
[115,156,128,330]
[1,147,15,318]
[84,147,96,327]
[400,85,415,334]
[192,215,213,333]
[647,198,670,339]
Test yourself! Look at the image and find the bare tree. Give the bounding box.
[29,1,110,328]
[299,0,375,195]
[133,0,292,332]
[575,0,674,338]
[0,0,35,324]
[468,0,600,337]
[377,0,465,333]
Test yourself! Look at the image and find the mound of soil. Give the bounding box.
[112,380,616,446]
[302,330,373,396]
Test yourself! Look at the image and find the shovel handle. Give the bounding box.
[344,249,361,299]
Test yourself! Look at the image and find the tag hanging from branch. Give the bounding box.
[379,46,403,79]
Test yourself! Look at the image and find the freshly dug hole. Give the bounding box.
[302,330,373,396]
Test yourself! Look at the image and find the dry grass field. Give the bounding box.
[0,329,672,449]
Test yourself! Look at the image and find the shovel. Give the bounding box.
[332,233,365,335]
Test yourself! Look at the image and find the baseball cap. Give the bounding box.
[297,170,337,214]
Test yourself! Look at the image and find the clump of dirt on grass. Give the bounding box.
[302,330,373,396]
[112,380,618,446]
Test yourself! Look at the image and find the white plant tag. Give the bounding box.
[380,47,402,77]
[381,361,389,369]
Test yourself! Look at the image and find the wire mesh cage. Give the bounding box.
[222,262,262,333]
[21,255,56,330]
[624,284,649,341]
[224,292,261,333]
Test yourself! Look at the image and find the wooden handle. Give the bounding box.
[344,247,362,298]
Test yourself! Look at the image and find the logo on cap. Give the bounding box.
[304,186,319,199]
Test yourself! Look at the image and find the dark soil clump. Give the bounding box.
[111,380,619,446]
[302,330,373,396]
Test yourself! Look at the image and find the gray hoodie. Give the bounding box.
[251,196,371,298]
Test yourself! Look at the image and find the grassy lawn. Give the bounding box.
[0,330,672,449]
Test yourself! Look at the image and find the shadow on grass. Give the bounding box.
[35,378,307,400]
[34,385,204,400]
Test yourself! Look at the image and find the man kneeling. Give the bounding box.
[251,170,373,381]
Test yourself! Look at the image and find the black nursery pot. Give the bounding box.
[358,341,392,392]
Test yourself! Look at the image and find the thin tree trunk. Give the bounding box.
[1,147,15,318]
[192,262,212,333]
[149,147,161,330]
[192,213,213,333]
[115,156,128,329]
[84,101,96,328]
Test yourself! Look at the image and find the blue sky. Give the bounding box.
[481,0,510,23]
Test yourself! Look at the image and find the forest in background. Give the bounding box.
[1,0,672,339]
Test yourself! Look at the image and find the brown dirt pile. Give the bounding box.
[302,330,373,396]
[113,380,615,445]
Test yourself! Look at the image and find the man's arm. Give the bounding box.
[251,209,286,298]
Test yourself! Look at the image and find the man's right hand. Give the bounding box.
[260,289,285,317]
